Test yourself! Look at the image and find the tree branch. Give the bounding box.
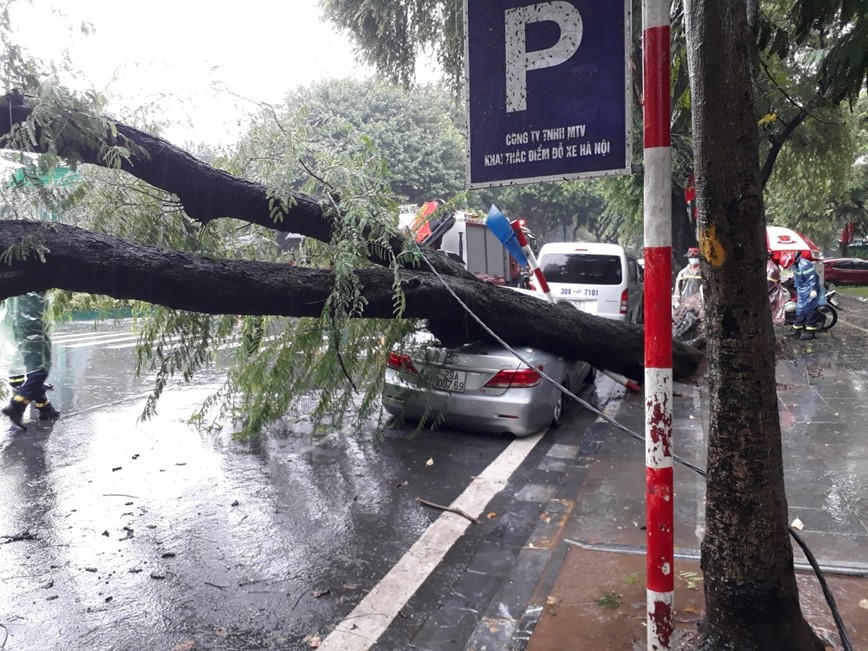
[0,90,468,281]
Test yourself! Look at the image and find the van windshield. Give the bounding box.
[541,254,623,285]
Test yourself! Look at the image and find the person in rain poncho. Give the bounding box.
[671,247,706,342]
[673,247,703,308]
[1,291,60,429]
[784,250,821,340]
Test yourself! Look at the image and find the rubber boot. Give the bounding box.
[802,330,817,341]
[35,401,61,421]
[785,328,802,339]
[2,397,28,429]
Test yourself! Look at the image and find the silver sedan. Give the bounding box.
[382,334,592,437]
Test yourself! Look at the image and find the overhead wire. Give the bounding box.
[414,246,854,651]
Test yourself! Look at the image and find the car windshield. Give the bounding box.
[541,254,623,285]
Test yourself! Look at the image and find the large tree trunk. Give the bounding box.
[685,2,823,649]
[0,221,702,382]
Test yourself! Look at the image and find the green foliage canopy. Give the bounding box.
[234,78,465,206]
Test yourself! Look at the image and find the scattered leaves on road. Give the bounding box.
[677,571,703,590]
[595,591,622,609]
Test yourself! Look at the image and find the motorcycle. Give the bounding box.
[782,278,839,331]
[672,293,706,345]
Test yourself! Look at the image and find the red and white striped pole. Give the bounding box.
[643,0,674,648]
[510,220,555,304]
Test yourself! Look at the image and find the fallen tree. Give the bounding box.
[0,90,703,383]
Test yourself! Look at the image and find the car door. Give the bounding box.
[851,259,868,284]
[838,259,858,284]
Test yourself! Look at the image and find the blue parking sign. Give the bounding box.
[465,0,632,188]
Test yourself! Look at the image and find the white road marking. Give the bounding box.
[59,334,141,349]
[319,432,546,651]
[52,331,138,343]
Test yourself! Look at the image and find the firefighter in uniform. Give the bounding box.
[2,291,60,428]
[673,247,703,309]
[785,250,821,340]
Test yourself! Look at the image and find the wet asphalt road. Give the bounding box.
[0,320,616,650]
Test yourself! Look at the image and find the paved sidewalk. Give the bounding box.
[521,311,868,650]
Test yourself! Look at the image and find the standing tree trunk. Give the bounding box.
[684,1,824,648]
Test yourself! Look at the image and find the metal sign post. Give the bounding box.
[642,0,674,648]
[464,0,632,188]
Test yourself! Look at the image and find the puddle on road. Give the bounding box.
[0,375,440,651]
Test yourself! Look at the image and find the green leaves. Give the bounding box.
[238,79,464,206]
[761,0,868,105]
[0,236,48,265]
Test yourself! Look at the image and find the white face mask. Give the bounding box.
[688,257,700,265]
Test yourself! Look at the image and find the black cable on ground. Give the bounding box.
[789,527,855,651]
[416,250,854,651]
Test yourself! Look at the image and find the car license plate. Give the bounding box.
[572,299,597,315]
[435,368,466,392]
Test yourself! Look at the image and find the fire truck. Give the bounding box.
[400,202,537,285]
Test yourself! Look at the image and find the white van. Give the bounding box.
[535,242,644,323]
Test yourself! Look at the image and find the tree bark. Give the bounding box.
[0,221,702,382]
[685,2,824,649]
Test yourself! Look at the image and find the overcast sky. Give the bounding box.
[10,1,384,146]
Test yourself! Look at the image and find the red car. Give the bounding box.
[823,258,868,285]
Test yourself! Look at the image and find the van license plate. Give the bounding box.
[572,299,598,315]
[436,369,466,392]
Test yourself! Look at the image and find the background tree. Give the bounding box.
[322,0,464,92]
[233,79,465,206]
[475,180,609,245]
[754,0,867,250]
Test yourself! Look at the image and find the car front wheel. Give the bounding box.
[551,381,568,427]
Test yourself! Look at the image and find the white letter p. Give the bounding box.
[505,2,583,113]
